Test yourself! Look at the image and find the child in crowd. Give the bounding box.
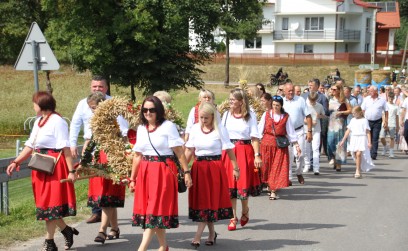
[303,92,325,175]
[380,92,399,158]
[340,106,374,178]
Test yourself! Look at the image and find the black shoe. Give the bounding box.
[205,232,218,246]
[314,172,320,175]
[42,239,58,251]
[61,226,79,250]
[372,156,377,160]
[94,232,107,244]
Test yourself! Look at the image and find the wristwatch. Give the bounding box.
[255,153,261,157]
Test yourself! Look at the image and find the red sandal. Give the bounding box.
[240,208,249,227]
[228,218,238,231]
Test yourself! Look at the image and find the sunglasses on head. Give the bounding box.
[272,95,283,101]
[142,107,157,113]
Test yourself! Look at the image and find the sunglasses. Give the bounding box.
[142,107,157,113]
[272,95,283,101]
[331,88,337,91]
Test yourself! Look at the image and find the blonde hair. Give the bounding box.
[248,86,262,99]
[230,88,250,121]
[352,106,364,119]
[198,89,215,104]
[153,91,172,104]
[308,91,318,102]
[199,102,220,137]
[87,91,106,105]
[334,82,346,103]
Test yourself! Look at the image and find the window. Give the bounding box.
[339,17,345,31]
[295,44,313,53]
[305,17,324,30]
[345,44,349,53]
[365,43,370,53]
[245,37,262,49]
[282,18,289,30]
[366,18,371,31]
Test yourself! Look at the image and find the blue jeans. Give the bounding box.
[404,120,408,145]
[92,206,102,215]
[368,118,382,159]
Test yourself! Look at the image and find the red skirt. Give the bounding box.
[222,143,261,200]
[31,150,76,221]
[261,135,290,191]
[132,158,179,229]
[188,159,233,222]
[88,151,125,208]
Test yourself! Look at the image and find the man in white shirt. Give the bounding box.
[399,95,408,146]
[361,86,388,160]
[352,85,364,105]
[283,83,312,185]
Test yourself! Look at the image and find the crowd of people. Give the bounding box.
[6,74,408,251]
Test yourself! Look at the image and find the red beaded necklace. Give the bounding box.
[146,124,158,133]
[38,113,53,128]
[232,112,243,119]
[201,126,214,134]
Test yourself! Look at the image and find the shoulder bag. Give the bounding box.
[271,112,290,148]
[147,129,187,193]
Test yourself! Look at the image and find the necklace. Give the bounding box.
[146,124,158,133]
[201,127,214,134]
[232,112,243,119]
[38,113,53,128]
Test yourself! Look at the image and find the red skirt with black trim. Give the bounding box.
[88,151,126,208]
[132,158,179,229]
[188,159,233,222]
[222,143,261,200]
[31,150,76,221]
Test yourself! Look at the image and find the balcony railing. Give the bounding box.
[258,20,274,33]
[273,29,360,41]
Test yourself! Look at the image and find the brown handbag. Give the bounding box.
[28,152,61,175]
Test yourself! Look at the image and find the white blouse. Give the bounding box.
[258,111,298,143]
[347,118,370,136]
[185,123,235,156]
[221,111,259,140]
[25,114,70,149]
[132,120,184,156]
[185,106,221,134]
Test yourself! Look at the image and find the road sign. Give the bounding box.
[14,22,59,71]
[359,64,379,70]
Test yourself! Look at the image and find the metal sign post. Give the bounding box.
[14,22,60,92]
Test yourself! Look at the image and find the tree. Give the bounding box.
[218,0,265,86]
[42,0,221,99]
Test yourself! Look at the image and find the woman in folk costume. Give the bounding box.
[185,102,239,248]
[77,92,126,244]
[130,96,192,251]
[7,91,78,251]
[258,95,300,200]
[185,89,221,141]
[221,88,262,231]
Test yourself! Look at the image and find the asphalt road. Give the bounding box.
[5,148,408,251]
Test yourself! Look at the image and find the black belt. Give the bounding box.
[35,148,63,154]
[295,125,304,131]
[196,155,221,161]
[142,155,175,162]
[368,118,382,123]
[231,139,252,145]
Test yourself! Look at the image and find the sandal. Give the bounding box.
[240,208,249,227]
[94,232,107,244]
[269,191,279,200]
[205,232,218,246]
[107,228,120,240]
[227,217,237,231]
[354,174,362,179]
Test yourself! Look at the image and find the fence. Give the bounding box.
[210,53,406,66]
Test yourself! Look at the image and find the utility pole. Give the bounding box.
[400,32,408,71]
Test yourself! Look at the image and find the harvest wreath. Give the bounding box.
[76,97,184,184]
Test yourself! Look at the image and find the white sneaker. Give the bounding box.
[303,167,310,173]
[329,159,334,165]
[389,149,395,158]
[381,146,387,156]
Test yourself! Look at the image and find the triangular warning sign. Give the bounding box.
[14,22,60,71]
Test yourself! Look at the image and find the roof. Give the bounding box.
[334,0,379,9]
[377,2,401,29]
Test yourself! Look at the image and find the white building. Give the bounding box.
[228,0,378,55]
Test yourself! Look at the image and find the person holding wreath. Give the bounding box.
[221,88,262,231]
[185,102,239,248]
[7,91,78,251]
[130,96,192,251]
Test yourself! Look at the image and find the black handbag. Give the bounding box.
[147,130,187,193]
[271,113,290,148]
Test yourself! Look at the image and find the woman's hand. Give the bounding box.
[233,168,240,181]
[368,142,372,149]
[184,173,193,188]
[6,162,19,176]
[339,140,345,148]
[254,156,262,169]
[129,180,136,193]
[67,172,76,183]
[295,145,302,156]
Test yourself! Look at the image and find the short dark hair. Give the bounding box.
[261,92,272,101]
[32,91,56,112]
[140,96,166,126]
[92,75,107,82]
[256,83,266,94]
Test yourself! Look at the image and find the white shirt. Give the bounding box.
[361,96,388,121]
[401,98,408,120]
[185,106,221,134]
[69,95,129,146]
[185,123,234,156]
[305,100,324,133]
[221,111,259,140]
[132,120,184,156]
[283,95,311,129]
[385,103,398,127]
[258,111,298,142]
[347,117,370,136]
[26,114,70,149]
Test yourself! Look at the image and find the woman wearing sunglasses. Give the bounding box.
[258,95,300,200]
[129,96,192,251]
[327,82,351,171]
[221,88,262,231]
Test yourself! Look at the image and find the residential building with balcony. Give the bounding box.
[229,0,379,55]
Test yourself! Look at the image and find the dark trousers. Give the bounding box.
[92,207,102,215]
[368,118,382,159]
[404,120,408,146]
